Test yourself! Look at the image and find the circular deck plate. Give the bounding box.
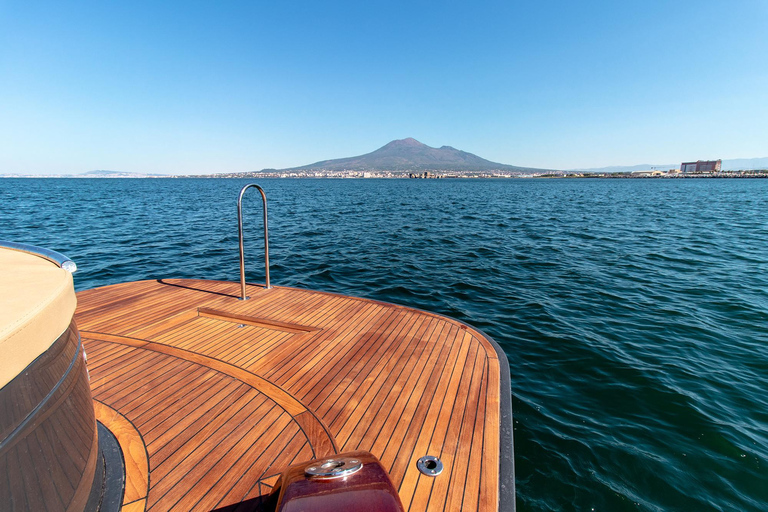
[417,455,443,476]
[305,457,363,479]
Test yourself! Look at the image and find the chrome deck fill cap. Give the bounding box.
[305,457,363,479]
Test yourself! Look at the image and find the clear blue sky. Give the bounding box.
[1,0,766,174]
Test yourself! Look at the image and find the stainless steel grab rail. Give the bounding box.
[0,240,77,273]
[237,184,270,300]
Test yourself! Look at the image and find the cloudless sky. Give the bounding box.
[1,0,766,174]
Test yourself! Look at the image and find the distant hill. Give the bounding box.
[572,157,768,174]
[276,138,554,173]
[721,157,768,171]
[78,170,168,177]
[0,169,168,178]
[568,164,678,174]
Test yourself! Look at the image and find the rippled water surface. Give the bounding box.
[3,178,768,511]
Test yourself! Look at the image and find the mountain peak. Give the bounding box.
[384,137,426,148]
[283,138,553,173]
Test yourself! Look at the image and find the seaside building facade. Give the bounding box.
[681,160,722,173]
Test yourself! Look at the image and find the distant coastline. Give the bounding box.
[4,169,768,179]
[5,139,767,179]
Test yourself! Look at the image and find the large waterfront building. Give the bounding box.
[681,160,722,173]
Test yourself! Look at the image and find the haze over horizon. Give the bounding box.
[2,1,766,175]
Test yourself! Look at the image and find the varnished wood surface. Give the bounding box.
[93,401,149,508]
[76,279,502,512]
[0,321,98,512]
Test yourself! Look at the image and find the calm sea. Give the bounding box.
[3,177,767,511]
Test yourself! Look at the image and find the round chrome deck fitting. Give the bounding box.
[305,457,363,479]
[417,455,443,476]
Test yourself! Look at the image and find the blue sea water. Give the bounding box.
[2,177,768,511]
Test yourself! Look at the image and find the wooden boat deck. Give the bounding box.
[75,279,509,512]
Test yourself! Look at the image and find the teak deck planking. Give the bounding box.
[75,279,502,512]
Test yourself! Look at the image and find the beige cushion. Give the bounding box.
[0,248,77,389]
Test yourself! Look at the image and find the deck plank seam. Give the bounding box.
[281,285,502,362]
[403,326,471,512]
[99,361,210,422]
[450,348,489,511]
[149,392,269,473]
[150,315,213,348]
[92,358,191,407]
[102,361,206,413]
[267,296,371,376]
[145,383,253,461]
[303,305,393,394]
[366,317,442,458]
[167,319,252,357]
[460,358,488,512]
[148,401,279,510]
[426,340,483,512]
[351,314,438,448]
[381,320,453,477]
[140,377,240,440]
[83,331,339,467]
[181,410,297,511]
[221,328,286,365]
[358,316,441,454]
[173,320,256,356]
[228,428,309,506]
[172,316,252,353]
[166,404,293,510]
[123,367,218,421]
[93,398,151,509]
[328,310,418,438]
[95,295,202,335]
[389,322,461,492]
[309,308,404,426]
[88,349,163,394]
[222,328,295,366]
[289,303,387,398]
[261,296,369,382]
[228,288,318,325]
[206,420,302,511]
[270,292,336,325]
[255,291,344,332]
[150,316,210,348]
[297,305,395,409]
[339,313,429,450]
[235,331,298,370]
[126,309,200,340]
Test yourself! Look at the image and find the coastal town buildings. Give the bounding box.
[680,160,722,173]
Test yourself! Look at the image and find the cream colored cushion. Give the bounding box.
[0,248,77,389]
